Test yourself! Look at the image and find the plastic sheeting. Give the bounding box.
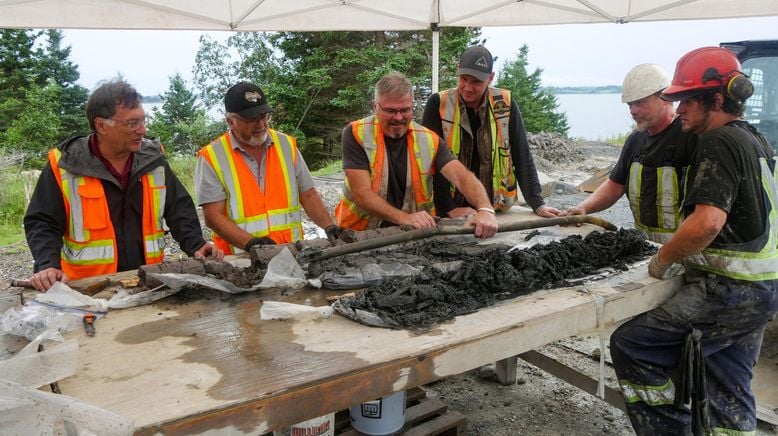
[318,262,422,290]
[260,301,334,320]
[0,378,133,436]
[0,329,134,435]
[153,246,319,292]
[0,281,177,340]
[0,330,78,389]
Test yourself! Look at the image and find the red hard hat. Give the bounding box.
[662,46,746,101]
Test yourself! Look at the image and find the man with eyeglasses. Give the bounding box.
[24,80,223,292]
[610,47,778,436]
[335,72,498,238]
[196,82,339,254]
[421,45,559,219]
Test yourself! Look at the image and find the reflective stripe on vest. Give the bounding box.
[618,378,676,406]
[198,131,302,254]
[627,162,682,244]
[141,165,167,264]
[438,87,516,211]
[335,116,437,230]
[684,157,778,281]
[48,148,166,279]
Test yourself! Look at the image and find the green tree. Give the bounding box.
[193,32,278,111]
[40,30,89,138]
[270,29,480,154]
[496,45,569,135]
[147,73,226,155]
[2,84,62,161]
[0,29,40,134]
[158,73,199,124]
[0,29,89,153]
[193,29,481,166]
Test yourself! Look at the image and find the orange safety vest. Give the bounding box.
[438,87,517,211]
[197,130,303,254]
[48,148,166,280]
[335,116,437,230]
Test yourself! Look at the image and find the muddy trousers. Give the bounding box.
[610,271,778,436]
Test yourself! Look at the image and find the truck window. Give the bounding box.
[741,57,778,151]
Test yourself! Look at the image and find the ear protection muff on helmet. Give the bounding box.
[701,67,754,102]
[726,74,754,102]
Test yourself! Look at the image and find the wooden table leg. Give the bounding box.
[495,355,518,385]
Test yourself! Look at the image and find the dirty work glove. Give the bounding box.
[675,329,710,434]
[245,236,275,252]
[325,225,344,243]
[648,253,681,279]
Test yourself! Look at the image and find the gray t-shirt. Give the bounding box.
[195,131,315,205]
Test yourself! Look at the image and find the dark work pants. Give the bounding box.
[610,270,778,436]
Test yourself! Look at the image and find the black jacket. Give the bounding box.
[24,135,206,273]
[422,91,545,215]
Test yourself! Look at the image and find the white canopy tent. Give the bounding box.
[2,0,778,90]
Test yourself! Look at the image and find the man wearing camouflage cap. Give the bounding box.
[422,45,559,218]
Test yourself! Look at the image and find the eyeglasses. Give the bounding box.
[103,116,147,130]
[232,113,272,124]
[375,102,413,116]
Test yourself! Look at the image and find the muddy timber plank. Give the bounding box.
[54,265,679,435]
[44,208,685,434]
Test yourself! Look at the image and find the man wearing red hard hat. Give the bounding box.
[610,47,778,436]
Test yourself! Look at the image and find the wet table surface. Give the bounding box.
[54,208,683,434]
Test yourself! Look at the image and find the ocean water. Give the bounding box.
[555,93,634,140]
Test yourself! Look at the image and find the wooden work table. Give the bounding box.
[58,273,680,435]
[51,209,686,434]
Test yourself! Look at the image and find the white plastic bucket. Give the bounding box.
[273,412,335,436]
[349,390,407,435]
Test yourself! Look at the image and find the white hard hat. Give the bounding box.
[621,64,671,103]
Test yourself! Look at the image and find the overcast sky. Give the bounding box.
[62,16,778,96]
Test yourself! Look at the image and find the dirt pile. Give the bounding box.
[334,228,656,330]
[527,132,584,173]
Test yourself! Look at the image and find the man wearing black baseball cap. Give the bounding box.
[195,81,341,254]
[421,45,559,219]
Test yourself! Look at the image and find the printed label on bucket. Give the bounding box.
[274,413,334,436]
[349,391,406,435]
[360,399,383,419]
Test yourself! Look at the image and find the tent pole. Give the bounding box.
[432,23,440,93]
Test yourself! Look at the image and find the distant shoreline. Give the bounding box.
[545,85,621,95]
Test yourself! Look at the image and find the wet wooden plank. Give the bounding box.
[48,207,684,434]
[55,264,680,434]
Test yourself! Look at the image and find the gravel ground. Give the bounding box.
[2,140,775,435]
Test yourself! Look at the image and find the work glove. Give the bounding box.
[245,236,276,252]
[648,253,682,280]
[325,224,344,243]
[675,329,710,435]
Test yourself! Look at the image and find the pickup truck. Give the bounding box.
[721,40,778,151]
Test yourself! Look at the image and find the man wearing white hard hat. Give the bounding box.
[562,63,697,243]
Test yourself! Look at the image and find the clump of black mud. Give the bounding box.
[336,228,656,330]
[221,263,266,289]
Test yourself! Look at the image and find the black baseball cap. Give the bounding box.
[224,82,273,118]
[456,46,494,81]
